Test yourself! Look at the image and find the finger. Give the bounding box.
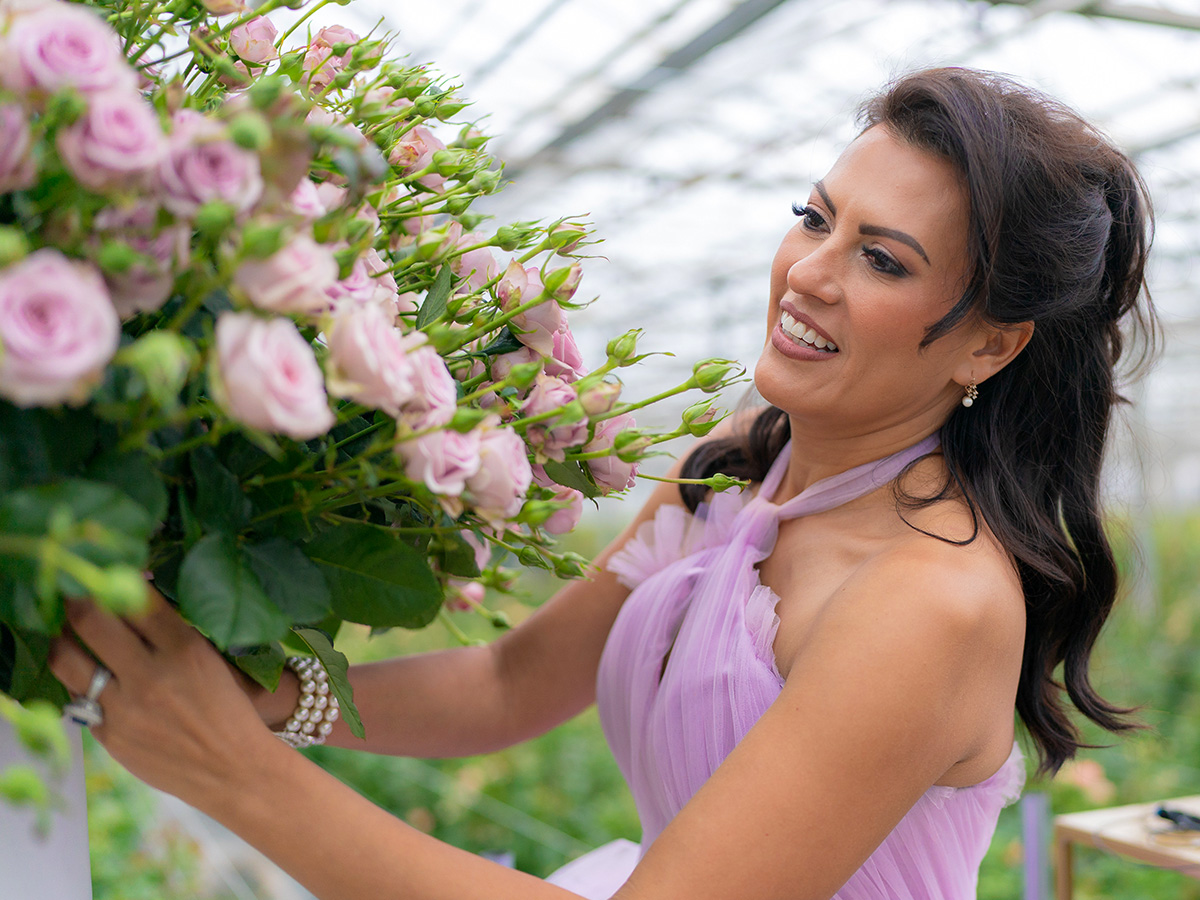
[48,632,116,699]
[66,599,152,676]
[125,583,196,653]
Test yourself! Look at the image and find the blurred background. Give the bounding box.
[86,2,1200,898]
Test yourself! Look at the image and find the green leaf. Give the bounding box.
[177,533,290,650]
[86,450,169,522]
[191,446,250,534]
[429,532,481,578]
[479,327,524,357]
[0,405,98,492]
[0,481,155,604]
[2,627,67,705]
[541,460,600,499]
[303,523,442,628]
[416,265,453,330]
[230,642,286,692]
[243,538,332,625]
[292,627,363,739]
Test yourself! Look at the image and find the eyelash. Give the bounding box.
[791,202,908,278]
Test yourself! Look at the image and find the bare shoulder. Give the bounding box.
[848,521,1024,647]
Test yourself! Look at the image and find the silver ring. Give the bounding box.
[63,665,111,728]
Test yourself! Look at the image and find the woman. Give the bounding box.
[50,67,1154,900]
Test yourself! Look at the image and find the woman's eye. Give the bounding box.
[863,247,906,277]
[791,203,828,232]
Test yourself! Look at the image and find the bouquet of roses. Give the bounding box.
[0,0,745,792]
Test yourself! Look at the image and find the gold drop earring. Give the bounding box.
[962,380,978,408]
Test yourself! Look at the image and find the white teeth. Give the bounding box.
[779,310,838,352]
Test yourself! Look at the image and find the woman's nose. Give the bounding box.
[786,240,841,304]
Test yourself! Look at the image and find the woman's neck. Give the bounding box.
[775,416,944,502]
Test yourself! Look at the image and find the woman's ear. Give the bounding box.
[956,321,1034,386]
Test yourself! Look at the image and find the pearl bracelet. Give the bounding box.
[273,656,340,749]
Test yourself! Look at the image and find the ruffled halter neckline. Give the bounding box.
[757,434,943,522]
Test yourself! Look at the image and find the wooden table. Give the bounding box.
[1055,795,1200,899]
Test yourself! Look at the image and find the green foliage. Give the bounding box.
[303,523,443,628]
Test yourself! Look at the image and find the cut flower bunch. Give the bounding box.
[0,0,745,799]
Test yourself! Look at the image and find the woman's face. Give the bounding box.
[755,125,977,440]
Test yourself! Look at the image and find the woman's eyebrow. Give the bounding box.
[813,180,931,266]
[859,225,931,266]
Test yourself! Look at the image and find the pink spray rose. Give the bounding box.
[0,4,136,97]
[397,429,481,497]
[388,125,446,192]
[450,231,498,294]
[325,248,397,312]
[466,422,533,522]
[544,486,584,535]
[229,16,278,65]
[93,202,189,317]
[585,412,639,493]
[213,312,335,440]
[57,90,166,191]
[497,260,562,356]
[544,323,586,382]
[325,302,426,416]
[0,104,36,192]
[520,374,588,463]
[398,346,458,430]
[287,178,326,219]
[0,249,120,407]
[158,112,263,217]
[234,234,339,315]
[303,25,360,89]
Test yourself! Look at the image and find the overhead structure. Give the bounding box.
[333,0,1199,506]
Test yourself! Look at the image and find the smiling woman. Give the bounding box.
[51,67,1155,900]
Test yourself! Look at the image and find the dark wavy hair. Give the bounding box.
[680,67,1157,775]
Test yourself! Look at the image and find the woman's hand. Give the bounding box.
[48,586,283,808]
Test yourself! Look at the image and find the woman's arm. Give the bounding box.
[50,526,1022,900]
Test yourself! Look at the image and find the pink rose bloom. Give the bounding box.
[388,125,446,192]
[0,249,119,407]
[491,345,539,382]
[324,248,396,313]
[234,234,339,315]
[303,25,360,89]
[201,0,247,14]
[158,114,263,217]
[395,292,420,315]
[467,423,532,522]
[287,178,327,218]
[213,312,335,440]
[520,374,588,463]
[93,202,189,317]
[0,4,136,97]
[586,413,638,493]
[0,104,36,192]
[399,345,457,430]
[229,16,278,65]
[544,486,583,535]
[57,90,166,191]
[397,429,481,497]
[450,231,498,294]
[497,261,561,356]
[325,302,425,416]
[544,322,586,382]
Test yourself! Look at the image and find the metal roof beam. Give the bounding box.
[986,0,1200,31]
[512,0,791,170]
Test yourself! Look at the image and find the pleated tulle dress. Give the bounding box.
[546,436,1024,900]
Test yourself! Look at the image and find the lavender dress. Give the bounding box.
[546,438,1024,899]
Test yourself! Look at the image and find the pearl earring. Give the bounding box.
[962,380,978,408]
